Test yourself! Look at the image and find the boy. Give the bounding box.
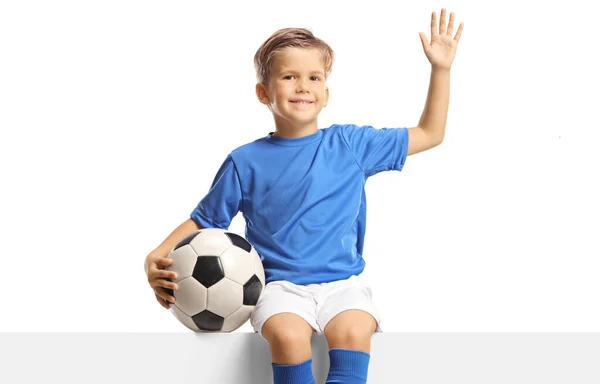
[145,8,463,384]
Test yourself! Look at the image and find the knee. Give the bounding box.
[267,324,312,348]
[326,323,373,347]
[324,312,376,350]
[262,314,313,364]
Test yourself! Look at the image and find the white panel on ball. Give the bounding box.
[206,278,243,318]
[222,305,254,332]
[169,305,200,332]
[190,228,235,256]
[220,246,255,285]
[167,244,198,281]
[173,277,208,316]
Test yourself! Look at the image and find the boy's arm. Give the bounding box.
[408,67,450,156]
[407,8,464,156]
[144,218,203,273]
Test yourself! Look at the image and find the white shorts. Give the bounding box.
[250,274,382,338]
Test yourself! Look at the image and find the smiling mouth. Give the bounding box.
[290,100,313,104]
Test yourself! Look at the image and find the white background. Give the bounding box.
[1,0,598,332]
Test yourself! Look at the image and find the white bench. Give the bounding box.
[2,333,598,383]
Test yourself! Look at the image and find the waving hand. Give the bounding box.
[419,8,464,70]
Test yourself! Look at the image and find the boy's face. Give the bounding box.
[256,47,329,134]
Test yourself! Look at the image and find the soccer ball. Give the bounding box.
[164,228,265,332]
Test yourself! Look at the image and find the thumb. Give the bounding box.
[419,32,429,53]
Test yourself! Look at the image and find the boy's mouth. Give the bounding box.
[290,100,314,104]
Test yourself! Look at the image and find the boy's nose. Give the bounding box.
[296,80,309,92]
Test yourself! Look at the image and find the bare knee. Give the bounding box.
[324,310,376,352]
[262,313,314,364]
[326,323,374,350]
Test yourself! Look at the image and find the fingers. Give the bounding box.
[155,292,171,310]
[153,279,177,304]
[153,277,178,291]
[155,257,174,268]
[151,275,178,295]
[147,257,178,307]
[430,8,463,42]
[430,10,437,37]
[447,11,454,36]
[419,32,429,52]
[152,268,177,281]
[147,257,177,281]
[439,8,447,35]
[454,22,465,42]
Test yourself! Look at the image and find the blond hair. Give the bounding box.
[254,28,334,85]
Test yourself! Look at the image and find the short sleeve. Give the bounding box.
[190,154,242,229]
[340,124,409,176]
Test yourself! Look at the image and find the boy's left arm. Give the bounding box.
[408,8,464,156]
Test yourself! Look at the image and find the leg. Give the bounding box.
[323,310,376,384]
[262,313,314,364]
[250,280,319,383]
[317,276,380,384]
[262,313,316,384]
[323,309,377,353]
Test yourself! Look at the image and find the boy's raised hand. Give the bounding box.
[419,8,464,70]
[146,256,178,309]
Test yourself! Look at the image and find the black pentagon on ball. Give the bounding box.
[243,274,263,306]
[192,310,224,331]
[192,256,224,288]
[173,230,202,251]
[225,232,252,253]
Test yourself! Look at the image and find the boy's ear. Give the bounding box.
[323,87,330,107]
[256,83,270,105]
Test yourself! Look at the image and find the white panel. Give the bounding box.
[190,228,233,256]
[169,305,200,333]
[206,278,243,318]
[220,246,255,285]
[166,244,198,282]
[222,306,254,333]
[173,277,207,316]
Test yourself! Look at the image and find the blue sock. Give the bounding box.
[272,358,315,384]
[326,348,370,384]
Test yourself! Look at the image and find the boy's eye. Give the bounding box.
[282,75,321,81]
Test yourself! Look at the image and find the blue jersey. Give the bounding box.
[191,124,409,285]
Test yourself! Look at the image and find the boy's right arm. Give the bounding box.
[145,218,204,309]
